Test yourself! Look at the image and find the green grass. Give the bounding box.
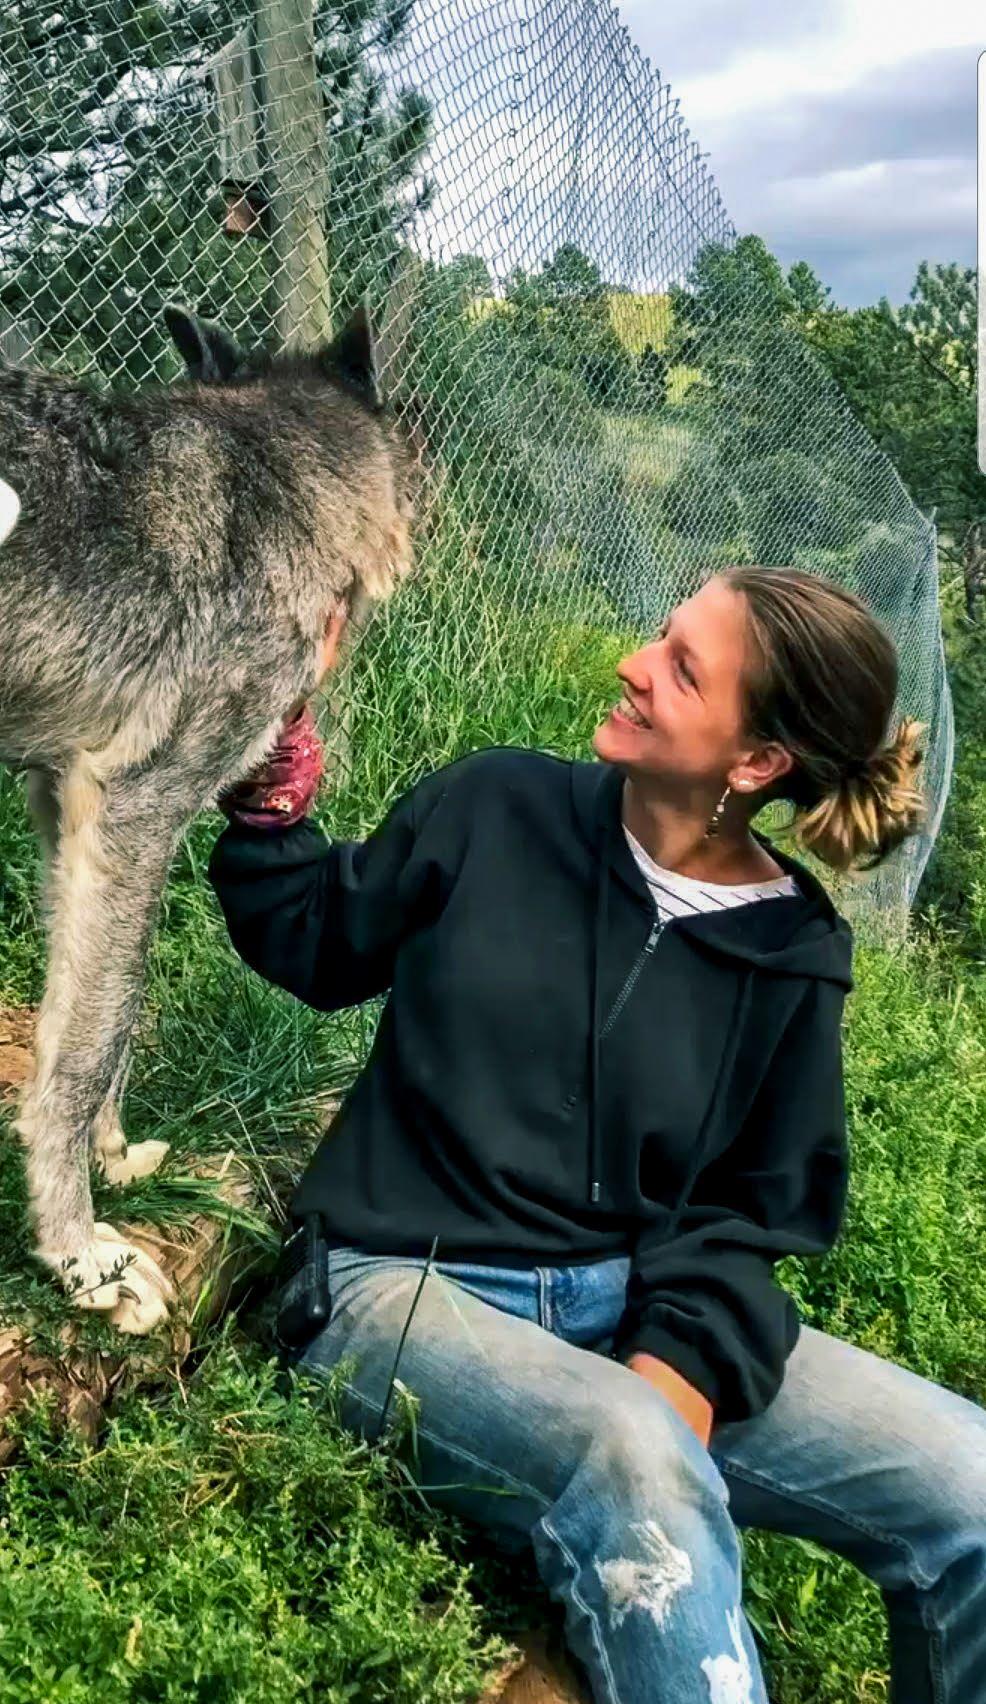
[599,411,695,492]
[1,501,984,1700]
[0,1330,512,1704]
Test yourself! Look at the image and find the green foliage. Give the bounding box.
[915,593,986,959]
[659,234,885,571]
[504,244,638,406]
[316,0,433,324]
[636,342,670,409]
[786,940,986,1393]
[0,1333,509,1703]
[0,0,432,382]
[797,263,985,612]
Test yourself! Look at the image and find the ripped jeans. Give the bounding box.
[289,1247,986,1704]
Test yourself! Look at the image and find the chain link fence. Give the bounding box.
[0,0,953,934]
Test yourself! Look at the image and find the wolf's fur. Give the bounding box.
[0,305,415,1331]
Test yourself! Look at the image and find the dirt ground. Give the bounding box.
[0,1004,35,1101]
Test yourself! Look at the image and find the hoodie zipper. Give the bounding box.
[561,913,666,1199]
[597,915,666,1044]
[588,914,665,1203]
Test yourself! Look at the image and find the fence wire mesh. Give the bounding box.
[0,0,953,935]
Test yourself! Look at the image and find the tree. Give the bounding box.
[0,0,432,383]
[638,342,669,408]
[540,243,604,301]
[504,243,634,408]
[660,234,893,567]
[665,233,793,373]
[800,264,985,615]
[316,0,433,323]
[786,259,831,318]
[439,253,493,305]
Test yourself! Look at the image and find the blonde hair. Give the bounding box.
[723,566,927,873]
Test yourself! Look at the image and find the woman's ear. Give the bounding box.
[730,742,794,796]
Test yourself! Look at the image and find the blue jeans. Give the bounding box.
[288,1248,986,1704]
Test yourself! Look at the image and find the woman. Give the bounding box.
[209,567,986,1704]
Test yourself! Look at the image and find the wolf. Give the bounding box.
[0,301,416,1333]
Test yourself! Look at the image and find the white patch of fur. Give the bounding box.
[701,1607,755,1704]
[595,1518,694,1631]
[0,476,20,545]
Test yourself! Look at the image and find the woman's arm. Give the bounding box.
[616,979,849,1428]
[207,779,448,1010]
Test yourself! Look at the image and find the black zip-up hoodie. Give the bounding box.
[208,746,853,1422]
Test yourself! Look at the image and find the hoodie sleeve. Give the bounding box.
[613,978,849,1423]
[207,767,454,1011]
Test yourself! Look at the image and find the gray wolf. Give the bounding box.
[0,303,415,1332]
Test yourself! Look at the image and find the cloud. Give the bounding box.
[699,48,978,302]
[713,46,977,181]
[614,0,831,80]
[395,0,978,306]
[614,0,980,302]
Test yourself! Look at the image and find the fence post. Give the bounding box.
[254,0,331,351]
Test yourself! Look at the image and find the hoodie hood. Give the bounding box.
[570,760,854,993]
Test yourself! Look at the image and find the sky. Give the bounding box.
[615,0,982,306]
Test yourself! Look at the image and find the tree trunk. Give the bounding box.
[254,0,331,351]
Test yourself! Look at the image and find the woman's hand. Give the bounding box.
[218,706,324,830]
[626,1352,714,1448]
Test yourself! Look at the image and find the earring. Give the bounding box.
[705,784,731,839]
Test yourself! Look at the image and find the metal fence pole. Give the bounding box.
[254,0,331,350]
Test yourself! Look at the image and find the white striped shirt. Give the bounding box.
[624,827,798,921]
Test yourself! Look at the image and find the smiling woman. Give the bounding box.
[204,562,986,1704]
[594,567,925,881]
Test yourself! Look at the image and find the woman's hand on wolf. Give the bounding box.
[218,607,348,831]
[218,706,325,830]
[626,1352,714,1447]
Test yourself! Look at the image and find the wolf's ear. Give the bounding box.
[323,301,383,409]
[163,303,241,382]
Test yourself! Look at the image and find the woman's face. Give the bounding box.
[593,577,759,793]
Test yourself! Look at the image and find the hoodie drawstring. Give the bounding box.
[588,835,610,1204]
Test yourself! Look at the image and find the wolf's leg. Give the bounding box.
[17,753,182,1333]
[25,768,169,1188]
[91,1073,170,1185]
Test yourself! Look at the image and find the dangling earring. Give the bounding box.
[705,784,731,839]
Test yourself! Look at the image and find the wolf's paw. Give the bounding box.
[98,1138,171,1187]
[42,1224,175,1334]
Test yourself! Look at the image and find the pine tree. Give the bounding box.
[0,0,431,384]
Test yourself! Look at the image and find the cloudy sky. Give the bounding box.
[615,0,981,305]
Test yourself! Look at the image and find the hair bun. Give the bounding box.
[796,719,927,872]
